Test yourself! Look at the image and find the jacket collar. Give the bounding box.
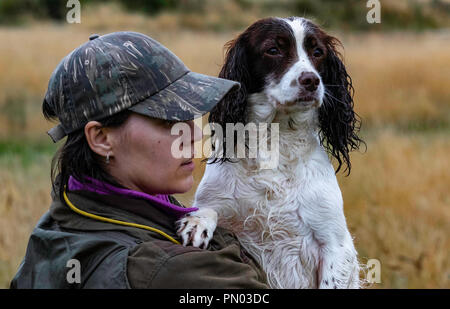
[50,176,197,240]
[68,176,197,218]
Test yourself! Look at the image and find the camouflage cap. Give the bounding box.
[45,31,240,142]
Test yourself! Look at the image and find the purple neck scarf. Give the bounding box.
[68,176,198,217]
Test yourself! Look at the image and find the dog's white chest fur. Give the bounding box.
[178,16,364,289]
[193,108,360,289]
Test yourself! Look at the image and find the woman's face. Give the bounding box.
[106,113,202,195]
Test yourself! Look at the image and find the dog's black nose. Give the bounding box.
[299,72,320,92]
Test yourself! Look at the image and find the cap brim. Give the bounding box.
[128,71,240,121]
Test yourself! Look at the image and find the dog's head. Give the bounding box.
[210,17,363,174]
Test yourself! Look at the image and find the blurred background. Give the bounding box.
[0,0,449,288]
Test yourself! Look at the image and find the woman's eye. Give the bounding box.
[163,120,178,127]
[266,47,280,56]
[313,48,323,58]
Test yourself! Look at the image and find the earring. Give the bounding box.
[106,152,111,164]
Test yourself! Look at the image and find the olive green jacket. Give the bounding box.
[10,184,268,289]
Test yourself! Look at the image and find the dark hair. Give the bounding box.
[316,31,365,175]
[206,33,250,165]
[43,99,132,201]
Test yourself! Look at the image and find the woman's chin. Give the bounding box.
[171,175,194,194]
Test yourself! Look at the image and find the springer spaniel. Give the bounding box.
[177,17,364,289]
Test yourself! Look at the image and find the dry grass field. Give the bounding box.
[0,4,449,288]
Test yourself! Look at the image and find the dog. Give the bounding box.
[177,17,364,289]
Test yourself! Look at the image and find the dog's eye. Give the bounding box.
[313,48,323,58]
[266,47,280,56]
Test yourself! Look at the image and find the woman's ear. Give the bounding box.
[318,35,364,175]
[84,121,113,158]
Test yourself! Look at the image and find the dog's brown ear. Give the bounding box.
[207,36,250,164]
[318,34,365,175]
[210,37,250,127]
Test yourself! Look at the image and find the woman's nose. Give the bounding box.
[188,120,203,143]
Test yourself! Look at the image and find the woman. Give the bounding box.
[10,31,268,289]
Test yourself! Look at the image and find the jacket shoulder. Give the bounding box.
[127,230,268,289]
[11,212,137,289]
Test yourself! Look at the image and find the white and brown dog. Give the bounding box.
[177,17,365,289]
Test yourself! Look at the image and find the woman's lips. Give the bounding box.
[180,160,195,171]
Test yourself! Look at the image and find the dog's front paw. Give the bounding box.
[176,208,218,249]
